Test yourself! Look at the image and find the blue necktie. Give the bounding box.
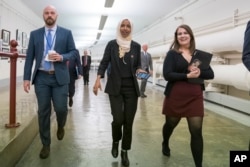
[44,29,52,70]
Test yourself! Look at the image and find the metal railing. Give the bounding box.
[0,40,26,128]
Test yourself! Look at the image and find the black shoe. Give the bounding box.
[141,94,147,98]
[121,150,130,166]
[39,146,50,159]
[69,97,73,107]
[57,127,65,140]
[111,141,119,158]
[162,143,170,157]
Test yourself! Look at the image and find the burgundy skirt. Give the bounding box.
[162,81,204,117]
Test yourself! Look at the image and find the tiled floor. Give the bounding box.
[1,71,249,167]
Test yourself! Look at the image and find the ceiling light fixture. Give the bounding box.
[104,0,114,8]
[96,32,102,40]
[98,15,108,30]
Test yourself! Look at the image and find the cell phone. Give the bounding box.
[136,72,150,79]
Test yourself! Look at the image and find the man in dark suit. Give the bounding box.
[68,50,82,107]
[242,20,250,151]
[23,5,77,159]
[140,44,153,98]
[82,49,92,85]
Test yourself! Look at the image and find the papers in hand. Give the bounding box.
[188,50,213,84]
[191,50,212,70]
[45,50,56,62]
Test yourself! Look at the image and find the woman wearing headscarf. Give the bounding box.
[93,18,143,166]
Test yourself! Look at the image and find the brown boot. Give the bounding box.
[57,127,65,140]
[39,146,50,159]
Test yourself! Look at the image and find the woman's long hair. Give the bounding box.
[169,24,196,54]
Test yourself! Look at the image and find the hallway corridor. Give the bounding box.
[1,71,249,167]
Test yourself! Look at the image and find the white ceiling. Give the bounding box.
[20,0,188,50]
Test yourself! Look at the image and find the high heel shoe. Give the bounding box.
[111,141,119,158]
[121,150,130,166]
[162,143,171,157]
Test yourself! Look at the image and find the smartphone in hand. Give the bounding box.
[136,72,150,79]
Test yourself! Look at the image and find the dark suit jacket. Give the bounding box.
[82,55,92,74]
[23,26,77,85]
[243,21,250,71]
[69,50,83,80]
[97,39,141,96]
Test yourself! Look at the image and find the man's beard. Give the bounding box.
[45,18,56,26]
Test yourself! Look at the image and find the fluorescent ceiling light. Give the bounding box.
[96,32,102,40]
[104,0,115,7]
[98,15,108,30]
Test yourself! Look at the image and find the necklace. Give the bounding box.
[122,56,127,64]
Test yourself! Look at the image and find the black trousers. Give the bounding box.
[83,73,89,84]
[83,66,90,85]
[68,76,76,97]
[109,78,138,150]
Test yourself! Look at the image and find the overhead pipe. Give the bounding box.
[208,63,250,91]
[152,62,250,91]
[149,25,246,59]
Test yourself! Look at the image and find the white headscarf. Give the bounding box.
[116,18,133,58]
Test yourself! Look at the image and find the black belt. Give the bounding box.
[38,70,55,75]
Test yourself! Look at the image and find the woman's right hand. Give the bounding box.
[136,68,146,74]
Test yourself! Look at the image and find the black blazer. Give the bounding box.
[68,50,83,79]
[97,39,141,96]
[82,55,92,70]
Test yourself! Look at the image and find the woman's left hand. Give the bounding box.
[93,78,102,95]
[187,67,200,78]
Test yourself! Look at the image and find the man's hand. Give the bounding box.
[23,80,30,93]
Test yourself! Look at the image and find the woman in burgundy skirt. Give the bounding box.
[161,24,214,167]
